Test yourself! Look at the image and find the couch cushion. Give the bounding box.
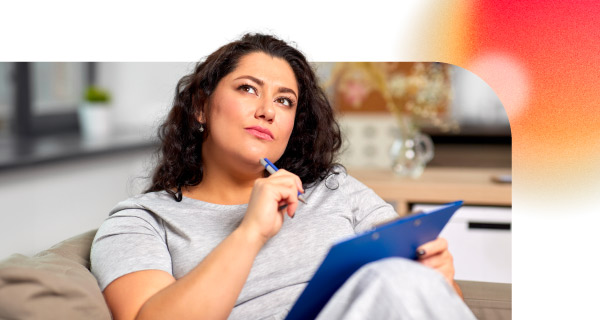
[0,230,111,320]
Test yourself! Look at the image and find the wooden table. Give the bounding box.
[348,167,512,215]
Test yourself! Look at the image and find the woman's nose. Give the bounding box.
[255,98,275,122]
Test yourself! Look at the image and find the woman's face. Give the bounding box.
[201,52,299,173]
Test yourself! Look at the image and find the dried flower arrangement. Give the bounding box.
[325,62,458,132]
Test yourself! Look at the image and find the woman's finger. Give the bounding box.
[416,237,448,259]
[418,250,455,282]
[418,249,452,269]
[269,169,305,199]
[280,187,299,218]
[262,179,298,217]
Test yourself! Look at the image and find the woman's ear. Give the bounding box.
[198,99,208,123]
[198,101,207,123]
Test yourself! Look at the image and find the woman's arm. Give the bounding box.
[104,224,265,320]
[103,170,303,320]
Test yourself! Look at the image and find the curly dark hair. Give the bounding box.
[145,33,342,201]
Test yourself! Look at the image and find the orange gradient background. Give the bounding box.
[426,1,600,317]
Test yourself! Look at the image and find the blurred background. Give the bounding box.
[0,62,510,283]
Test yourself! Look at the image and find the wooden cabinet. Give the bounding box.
[349,167,511,216]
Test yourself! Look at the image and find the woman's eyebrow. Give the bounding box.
[235,75,264,86]
[277,87,298,99]
[234,75,298,99]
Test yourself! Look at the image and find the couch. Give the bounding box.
[0,230,511,319]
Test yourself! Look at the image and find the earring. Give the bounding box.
[199,123,205,133]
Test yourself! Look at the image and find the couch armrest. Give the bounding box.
[457,280,511,320]
[44,229,98,267]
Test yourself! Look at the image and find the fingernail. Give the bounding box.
[416,249,426,257]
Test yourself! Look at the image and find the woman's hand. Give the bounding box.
[239,169,304,244]
[416,237,456,286]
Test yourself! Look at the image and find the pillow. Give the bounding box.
[0,230,111,320]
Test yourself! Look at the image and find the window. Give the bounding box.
[0,62,94,137]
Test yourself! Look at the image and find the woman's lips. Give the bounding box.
[245,127,274,141]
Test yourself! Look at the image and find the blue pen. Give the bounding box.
[260,158,308,204]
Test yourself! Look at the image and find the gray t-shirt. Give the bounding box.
[91,169,398,319]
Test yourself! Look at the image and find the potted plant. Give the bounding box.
[78,86,112,140]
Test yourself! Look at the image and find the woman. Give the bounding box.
[91,33,474,320]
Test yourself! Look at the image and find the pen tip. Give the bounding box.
[298,195,308,204]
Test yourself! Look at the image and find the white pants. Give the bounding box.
[316,258,477,320]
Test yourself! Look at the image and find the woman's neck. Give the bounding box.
[182,162,263,205]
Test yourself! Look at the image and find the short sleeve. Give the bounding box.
[338,173,399,233]
[90,209,173,291]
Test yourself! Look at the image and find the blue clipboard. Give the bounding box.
[285,200,463,320]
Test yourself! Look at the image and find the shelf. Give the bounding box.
[0,131,158,172]
[349,167,512,215]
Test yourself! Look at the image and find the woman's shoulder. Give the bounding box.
[109,191,174,215]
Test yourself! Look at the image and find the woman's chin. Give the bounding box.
[242,147,283,165]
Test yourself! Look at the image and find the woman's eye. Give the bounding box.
[276,97,294,107]
[239,85,257,95]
